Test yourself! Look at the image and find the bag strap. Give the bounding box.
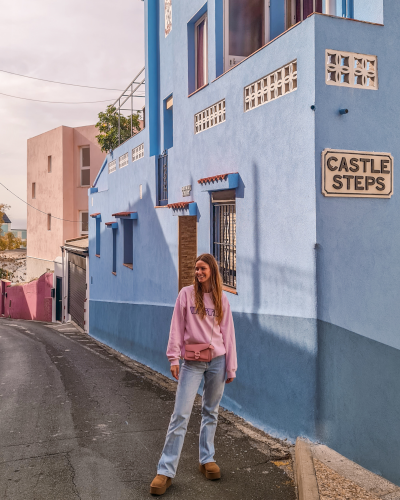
[209,313,215,347]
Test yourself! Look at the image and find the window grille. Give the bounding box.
[326,50,377,89]
[213,200,236,289]
[119,152,129,169]
[194,99,225,134]
[244,60,297,112]
[157,151,168,206]
[132,143,144,162]
[108,160,116,174]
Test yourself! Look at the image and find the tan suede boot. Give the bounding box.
[199,462,221,480]
[149,474,172,495]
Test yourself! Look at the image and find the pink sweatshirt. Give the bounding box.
[166,285,237,379]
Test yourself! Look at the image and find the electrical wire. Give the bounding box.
[0,91,145,104]
[0,182,86,223]
[0,92,117,104]
[0,68,145,91]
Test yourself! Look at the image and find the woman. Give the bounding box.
[150,254,237,495]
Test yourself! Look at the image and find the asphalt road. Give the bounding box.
[0,318,296,500]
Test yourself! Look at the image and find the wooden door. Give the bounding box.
[178,216,197,291]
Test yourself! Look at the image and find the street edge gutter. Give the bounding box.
[295,438,320,500]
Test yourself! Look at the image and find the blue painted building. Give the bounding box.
[89,0,400,485]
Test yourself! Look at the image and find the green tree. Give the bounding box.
[95,105,141,153]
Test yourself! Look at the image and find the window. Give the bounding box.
[123,219,133,269]
[286,0,324,29]
[195,13,208,90]
[112,229,117,274]
[164,95,173,149]
[81,146,90,186]
[80,211,88,236]
[212,190,236,289]
[95,219,100,256]
[32,182,36,199]
[47,213,51,231]
[157,151,168,206]
[224,0,269,72]
[48,155,52,173]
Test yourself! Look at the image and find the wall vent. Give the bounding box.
[108,160,117,174]
[119,152,129,169]
[132,143,144,162]
[194,99,226,135]
[244,60,297,112]
[326,50,377,90]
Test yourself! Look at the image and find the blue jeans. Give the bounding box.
[157,355,226,478]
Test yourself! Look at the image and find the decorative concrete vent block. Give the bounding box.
[244,60,297,112]
[326,50,378,89]
[195,99,226,135]
[132,143,144,162]
[108,160,117,174]
[119,152,129,169]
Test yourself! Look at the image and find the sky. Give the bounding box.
[0,0,145,229]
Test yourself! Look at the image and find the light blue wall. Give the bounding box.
[89,0,400,486]
[354,0,384,24]
[313,1,400,483]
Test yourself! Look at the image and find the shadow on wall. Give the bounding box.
[3,272,53,322]
[90,164,400,486]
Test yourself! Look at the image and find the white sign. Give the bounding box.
[322,149,393,198]
[182,185,191,197]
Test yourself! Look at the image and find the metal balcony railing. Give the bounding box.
[111,67,145,146]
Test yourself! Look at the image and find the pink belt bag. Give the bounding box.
[184,343,214,362]
[184,315,215,362]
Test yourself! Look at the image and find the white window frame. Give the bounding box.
[195,13,208,90]
[223,0,270,72]
[80,146,90,187]
[79,211,89,236]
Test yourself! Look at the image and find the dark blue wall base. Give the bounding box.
[317,320,400,485]
[89,300,400,486]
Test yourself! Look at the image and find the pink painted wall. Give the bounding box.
[27,125,106,263]
[2,273,53,322]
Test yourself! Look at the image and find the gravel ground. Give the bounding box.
[314,459,380,500]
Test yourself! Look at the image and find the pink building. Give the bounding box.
[27,125,106,280]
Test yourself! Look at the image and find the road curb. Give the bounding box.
[295,438,320,500]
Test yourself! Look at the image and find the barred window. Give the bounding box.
[157,151,168,206]
[212,189,236,289]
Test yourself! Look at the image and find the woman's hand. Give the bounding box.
[226,377,234,384]
[171,365,179,381]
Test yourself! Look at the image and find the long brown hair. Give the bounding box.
[193,254,223,325]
